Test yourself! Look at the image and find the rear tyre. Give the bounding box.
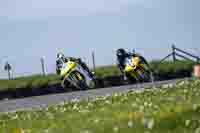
[125,73,137,84]
[88,80,96,89]
[62,80,71,88]
[71,71,88,90]
[79,80,88,90]
[138,66,153,82]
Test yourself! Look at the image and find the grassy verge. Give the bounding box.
[94,65,121,77]
[0,79,200,133]
[0,60,196,91]
[92,60,196,78]
[0,74,60,91]
[150,60,195,79]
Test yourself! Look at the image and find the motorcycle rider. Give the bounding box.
[116,48,136,76]
[56,52,94,78]
[116,48,150,79]
[116,48,151,80]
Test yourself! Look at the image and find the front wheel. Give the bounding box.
[70,71,89,90]
[61,78,71,89]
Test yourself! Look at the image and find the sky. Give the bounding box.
[0,0,200,78]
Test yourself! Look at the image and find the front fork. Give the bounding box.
[61,76,69,88]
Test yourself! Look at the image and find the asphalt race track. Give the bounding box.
[0,79,182,113]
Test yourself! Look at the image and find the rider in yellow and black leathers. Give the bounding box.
[116,48,150,78]
[116,49,137,75]
[56,53,93,79]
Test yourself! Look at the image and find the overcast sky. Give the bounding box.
[0,0,200,78]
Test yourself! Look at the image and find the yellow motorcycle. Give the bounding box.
[124,55,152,82]
[59,60,96,90]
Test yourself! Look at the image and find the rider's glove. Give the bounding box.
[77,58,81,63]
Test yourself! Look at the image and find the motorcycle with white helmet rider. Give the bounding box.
[56,52,95,90]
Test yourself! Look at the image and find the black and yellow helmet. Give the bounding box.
[116,48,126,58]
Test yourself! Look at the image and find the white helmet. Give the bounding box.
[57,52,65,59]
[56,52,65,66]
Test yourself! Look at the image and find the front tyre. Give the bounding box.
[71,71,89,90]
[61,78,71,89]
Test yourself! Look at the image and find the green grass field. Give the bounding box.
[0,60,196,91]
[0,74,60,91]
[0,79,200,133]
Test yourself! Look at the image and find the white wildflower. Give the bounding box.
[178,81,185,86]
[185,120,191,127]
[71,98,80,103]
[193,88,197,92]
[135,89,144,93]
[114,93,119,97]
[44,129,50,133]
[100,108,105,112]
[195,127,200,133]
[105,100,111,105]
[168,83,174,88]
[80,130,92,133]
[94,119,100,123]
[131,103,137,108]
[148,102,152,107]
[113,126,119,132]
[193,104,198,111]
[26,114,31,120]
[44,107,49,112]
[142,118,155,129]
[128,121,133,128]
[11,114,18,120]
[144,102,148,107]
[153,105,159,110]
[53,106,58,111]
[124,97,128,101]
[136,98,140,102]
[79,109,90,114]
[102,96,107,100]
[60,107,66,113]
[88,103,93,107]
[46,112,54,120]
[139,105,144,112]
[183,89,188,94]
[147,118,155,129]
[72,104,79,110]
[162,84,169,88]
[24,129,31,133]
[123,93,128,97]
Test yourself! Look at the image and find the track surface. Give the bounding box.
[0,79,180,113]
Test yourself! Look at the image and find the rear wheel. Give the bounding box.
[138,64,153,82]
[62,79,71,88]
[88,80,96,89]
[70,71,88,90]
[125,72,137,84]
